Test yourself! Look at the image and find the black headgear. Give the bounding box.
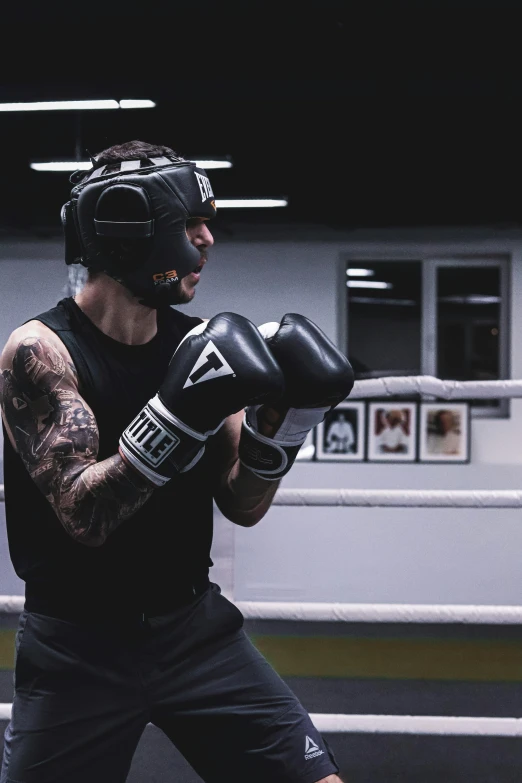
[61,155,217,307]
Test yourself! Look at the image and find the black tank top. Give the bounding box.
[3,297,214,620]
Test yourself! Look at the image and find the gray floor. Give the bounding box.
[3,661,522,782]
[125,726,522,783]
[2,719,522,782]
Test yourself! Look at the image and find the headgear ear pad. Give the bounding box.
[62,158,216,306]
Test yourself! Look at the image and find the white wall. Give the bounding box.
[2,229,522,604]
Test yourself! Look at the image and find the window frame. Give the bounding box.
[341,255,511,418]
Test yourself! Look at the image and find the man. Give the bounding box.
[0,140,353,783]
[426,409,461,455]
[325,412,355,453]
[377,409,409,454]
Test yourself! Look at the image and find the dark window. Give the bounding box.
[345,259,508,416]
[437,266,502,410]
[437,266,500,381]
[346,261,422,378]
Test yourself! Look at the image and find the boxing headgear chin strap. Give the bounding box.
[61,156,217,308]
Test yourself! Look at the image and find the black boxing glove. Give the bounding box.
[120,312,284,485]
[239,313,354,480]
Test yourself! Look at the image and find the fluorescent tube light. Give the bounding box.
[215,199,288,208]
[346,268,375,277]
[31,162,91,172]
[438,295,501,305]
[347,281,393,289]
[119,99,156,109]
[350,297,417,306]
[0,99,155,112]
[193,160,232,169]
[0,100,120,111]
[31,159,233,172]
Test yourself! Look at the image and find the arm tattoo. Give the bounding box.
[0,336,153,545]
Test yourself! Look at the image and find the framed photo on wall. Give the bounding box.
[367,402,418,462]
[316,402,365,461]
[419,403,470,463]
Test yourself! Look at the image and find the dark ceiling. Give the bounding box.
[1,1,522,235]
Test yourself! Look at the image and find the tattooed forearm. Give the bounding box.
[1,336,154,546]
[54,455,153,546]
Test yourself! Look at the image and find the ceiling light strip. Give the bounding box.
[30,160,232,172]
[119,100,156,109]
[0,99,155,112]
[216,199,288,208]
[346,268,375,277]
[347,281,393,289]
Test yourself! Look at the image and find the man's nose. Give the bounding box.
[196,223,214,248]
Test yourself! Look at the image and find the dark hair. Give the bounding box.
[94,140,184,166]
[432,409,455,435]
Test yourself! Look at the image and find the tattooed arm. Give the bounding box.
[0,322,154,547]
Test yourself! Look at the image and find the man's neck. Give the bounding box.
[74,274,158,345]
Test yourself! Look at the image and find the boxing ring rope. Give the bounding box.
[349,375,522,400]
[1,595,521,624]
[312,714,522,737]
[4,485,522,509]
[0,701,521,736]
[273,488,522,508]
[236,601,522,624]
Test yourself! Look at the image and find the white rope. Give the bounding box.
[0,596,24,614]
[237,601,522,624]
[310,713,522,737]
[0,703,519,735]
[4,487,522,508]
[2,596,522,624]
[273,489,522,508]
[350,375,522,400]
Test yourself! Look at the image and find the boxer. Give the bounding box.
[0,139,352,783]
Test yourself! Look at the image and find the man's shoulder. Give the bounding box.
[168,307,204,323]
[2,321,62,365]
[166,307,205,335]
[1,320,75,383]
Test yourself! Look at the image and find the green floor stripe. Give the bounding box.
[0,631,16,671]
[3,629,522,682]
[250,635,522,682]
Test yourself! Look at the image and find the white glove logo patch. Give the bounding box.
[183,341,235,388]
[194,171,214,202]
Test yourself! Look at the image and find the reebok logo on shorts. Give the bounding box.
[183,341,235,388]
[304,735,324,760]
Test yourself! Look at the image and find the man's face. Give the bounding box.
[174,218,214,304]
[439,411,455,433]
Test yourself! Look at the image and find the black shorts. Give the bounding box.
[1,585,338,783]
